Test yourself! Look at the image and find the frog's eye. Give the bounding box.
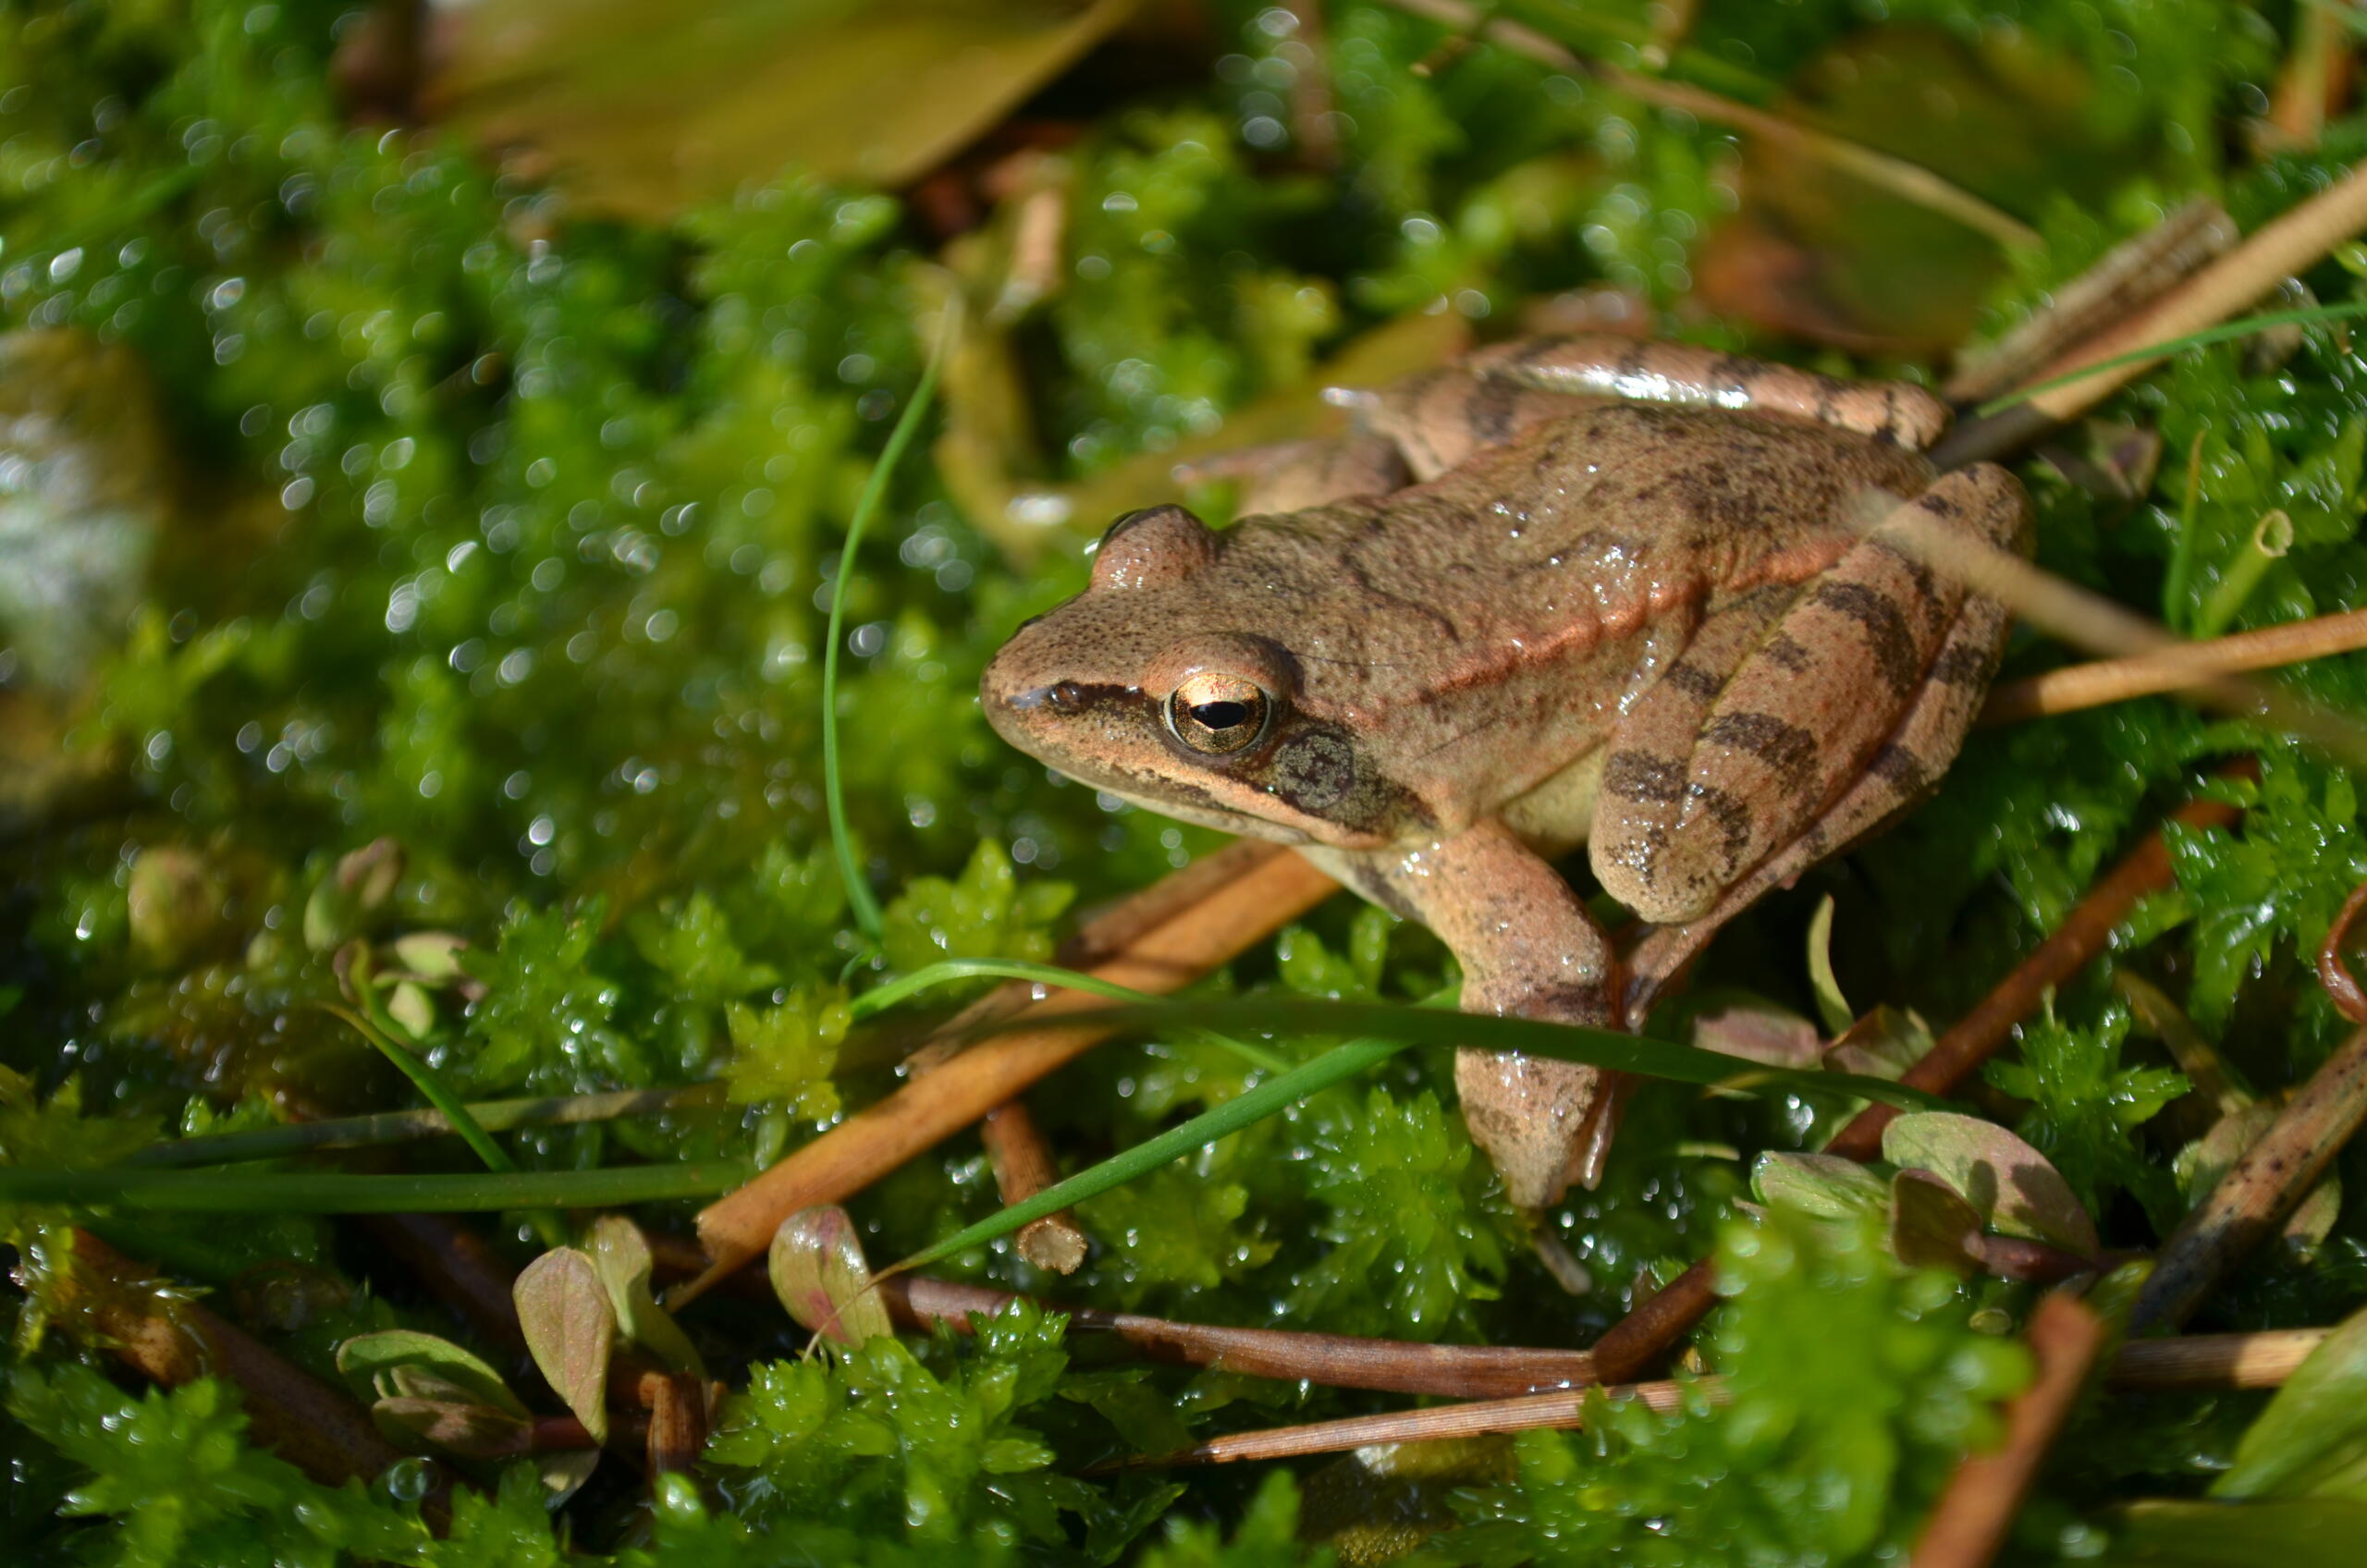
[1165,671,1270,755]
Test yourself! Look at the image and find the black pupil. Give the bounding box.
[1190,700,1252,731]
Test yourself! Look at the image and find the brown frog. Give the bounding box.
[982,336,2030,1215]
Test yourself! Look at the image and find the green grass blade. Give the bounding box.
[324,1003,516,1177]
[824,314,955,940]
[1027,996,1946,1109]
[893,1037,1405,1272]
[850,957,1290,1072]
[893,989,1940,1272]
[1976,299,2367,416]
[0,1162,745,1213]
[125,1084,724,1169]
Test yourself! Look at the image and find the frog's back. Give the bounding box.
[1209,402,1933,819]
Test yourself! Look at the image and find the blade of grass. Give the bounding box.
[0,1161,745,1212]
[1033,997,1949,1108]
[892,1036,1405,1273]
[125,1084,723,1169]
[321,1002,514,1177]
[1975,299,2367,417]
[825,311,956,941]
[892,993,1944,1274]
[851,957,1289,1072]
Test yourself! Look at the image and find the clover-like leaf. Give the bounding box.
[587,1215,705,1378]
[1889,1169,1985,1276]
[1883,1110,2100,1255]
[1823,1006,1932,1083]
[336,1329,528,1417]
[1752,1151,1890,1223]
[769,1205,892,1346]
[514,1246,614,1442]
[1693,999,1821,1070]
[371,1396,533,1462]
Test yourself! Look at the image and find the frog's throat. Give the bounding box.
[1068,778,1315,847]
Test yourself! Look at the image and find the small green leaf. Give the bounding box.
[2213,1305,2367,1503]
[304,838,403,951]
[336,1329,528,1418]
[1806,894,1852,1038]
[514,1247,614,1442]
[1824,1006,1933,1082]
[387,931,469,983]
[386,980,435,1041]
[2112,1498,2367,1565]
[1883,1110,2100,1255]
[587,1215,705,1378]
[1752,1151,1890,1223]
[769,1205,893,1346]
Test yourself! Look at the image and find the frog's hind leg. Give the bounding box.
[1463,334,1952,450]
[1615,465,2032,1019]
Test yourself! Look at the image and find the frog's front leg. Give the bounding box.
[1306,818,1622,1213]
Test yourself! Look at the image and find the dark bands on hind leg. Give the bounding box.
[1619,463,2032,1021]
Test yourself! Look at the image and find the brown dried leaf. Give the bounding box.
[769,1206,892,1347]
[514,1247,614,1441]
[1883,1110,2101,1256]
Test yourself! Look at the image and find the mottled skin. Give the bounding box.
[983,334,2031,1214]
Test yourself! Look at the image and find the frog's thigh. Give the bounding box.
[1342,366,1585,483]
[1586,582,1796,880]
[1180,430,1411,514]
[1620,464,2030,1014]
[1462,334,1951,449]
[1590,467,2023,925]
[1317,820,1620,1211]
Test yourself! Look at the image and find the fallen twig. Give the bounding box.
[976,1100,1090,1274]
[678,846,1342,1303]
[1909,1293,2105,1568]
[1107,1325,2314,1470]
[2134,876,2367,1330]
[1979,606,2367,727]
[1934,161,2367,468]
[360,1212,532,1358]
[883,1274,1594,1398]
[644,1372,706,1478]
[1944,201,2235,402]
[1381,0,2039,250]
[1591,788,2245,1383]
[1852,498,2367,770]
[49,1231,409,1489]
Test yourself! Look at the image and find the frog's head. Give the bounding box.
[982,505,1413,850]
